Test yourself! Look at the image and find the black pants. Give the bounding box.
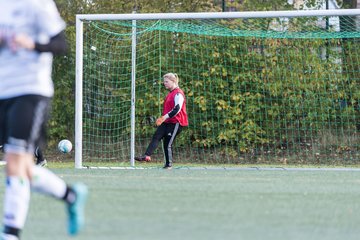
[0,95,50,154]
[145,122,182,165]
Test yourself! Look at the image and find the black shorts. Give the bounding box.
[0,95,51,154]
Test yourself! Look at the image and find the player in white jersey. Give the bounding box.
[0,1,88,239]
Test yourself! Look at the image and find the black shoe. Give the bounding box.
[163,164,172,169]
[135,155,151,162]
[36,159,47,167]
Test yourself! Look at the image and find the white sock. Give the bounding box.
[31,166,67,199]
[1,233,19,240]
[3,176,30,230]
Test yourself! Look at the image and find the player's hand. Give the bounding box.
[155,115,166,126]
[13,33,35,50]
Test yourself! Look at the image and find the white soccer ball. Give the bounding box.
[58,139,72,153]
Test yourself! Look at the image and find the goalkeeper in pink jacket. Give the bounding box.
[135,73,188,169]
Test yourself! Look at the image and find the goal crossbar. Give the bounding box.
[76,9,360,21]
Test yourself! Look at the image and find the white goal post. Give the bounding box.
[75,9,360,169]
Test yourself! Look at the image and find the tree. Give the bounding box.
[342,0,357,8]
[237,0,293,11]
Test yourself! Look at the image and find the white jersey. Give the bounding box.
[0,0,66,99]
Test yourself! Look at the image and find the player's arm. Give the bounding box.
[156,93,184,126]
[166,93,185,118]
[14,31,67,55]
[35,31,67,55]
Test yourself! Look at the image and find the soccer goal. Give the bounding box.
[75,9,360,168]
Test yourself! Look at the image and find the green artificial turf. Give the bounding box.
[0,167,360,240]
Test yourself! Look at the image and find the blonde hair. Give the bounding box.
[163,73,179,85]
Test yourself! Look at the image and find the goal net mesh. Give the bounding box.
[81,13,360,165]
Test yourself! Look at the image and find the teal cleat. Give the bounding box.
[67,183,88,236]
